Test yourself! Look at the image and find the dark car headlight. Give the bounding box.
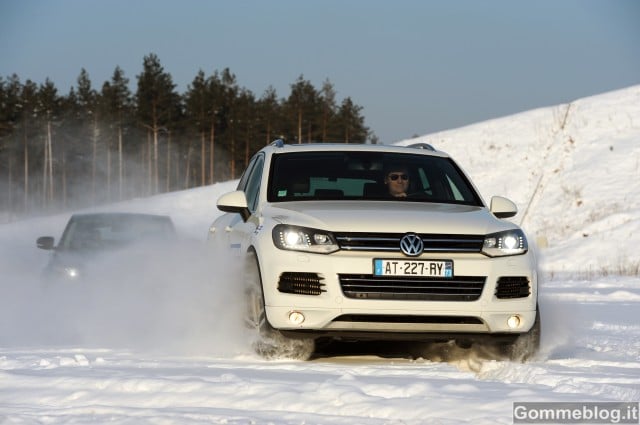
[482,229,528,257]
[63,266,80,279]
[272,225,339,254]
[50,264,82,280]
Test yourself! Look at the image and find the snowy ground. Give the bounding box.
[1,86,639,424]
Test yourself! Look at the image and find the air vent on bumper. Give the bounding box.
[495,276,530,299]
[278,272,326,296]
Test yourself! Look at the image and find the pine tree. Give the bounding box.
[286,75,320,143]
[184,70,210,187]
[258,86,280,145]
[37,79,60,207]
[0,77,10,212]
[100,66,133,200]
[0,76,22,213]
[19,79,39,211]
[220,68,239,179]
[136,53,179,194]
[337,97,369,143]
[320,79,337,142]
[206,71,226,184]
[236,88,257,169]
[75,69,101,202]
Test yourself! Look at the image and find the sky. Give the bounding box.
[1,0,639,143]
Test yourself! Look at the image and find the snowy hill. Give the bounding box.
[0,86,638,424]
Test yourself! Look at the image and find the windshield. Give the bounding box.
[59,214,176,251]
[267,151,482,205]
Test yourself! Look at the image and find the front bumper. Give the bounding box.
[259,249,538,336]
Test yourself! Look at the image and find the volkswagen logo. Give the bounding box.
[400,233,423,257]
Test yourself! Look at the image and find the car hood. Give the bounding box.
[263,201,515,235]
[48,249,98,265]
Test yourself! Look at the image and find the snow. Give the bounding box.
[1,85,639,424]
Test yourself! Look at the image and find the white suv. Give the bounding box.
[210,141,539,360]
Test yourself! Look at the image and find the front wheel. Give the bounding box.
[243,251,315,360]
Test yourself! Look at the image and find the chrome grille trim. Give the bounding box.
[334,233,484,253]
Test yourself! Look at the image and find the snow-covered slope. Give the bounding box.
[0,86,638,424]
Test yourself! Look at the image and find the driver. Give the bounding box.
[384,166,410,198]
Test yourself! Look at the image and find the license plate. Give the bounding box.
[373,259,453,277]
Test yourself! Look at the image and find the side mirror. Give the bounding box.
[490,196,518,219]
[36,236,55,250]
[217,190,250,222]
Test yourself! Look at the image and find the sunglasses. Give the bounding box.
[388,173,408,181]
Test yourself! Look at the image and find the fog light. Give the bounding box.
[288,311,305,325]
[507,315,521,329]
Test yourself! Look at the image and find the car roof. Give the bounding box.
[262,142,450,158]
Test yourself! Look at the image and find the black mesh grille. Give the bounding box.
[495,276,530,299]
[339,274,486,301]
[334,232,484,253]
[333,314,483,325]
[278,272,326,296]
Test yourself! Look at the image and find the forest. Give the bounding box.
[0,53,371,219]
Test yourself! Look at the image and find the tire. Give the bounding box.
[243,251,315,360]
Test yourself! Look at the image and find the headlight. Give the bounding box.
[482,229,528,257]
[64,267,80,279]
[52,265,81,280]
[272,225,339,254]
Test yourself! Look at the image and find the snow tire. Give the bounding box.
[243,251,315,361]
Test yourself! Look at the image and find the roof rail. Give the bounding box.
[406,142,436,151]
[271,139,285,148]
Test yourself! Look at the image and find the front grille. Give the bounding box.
[334,232,484,254]
[339,274,486,301]
[278,272,326,296]
[495,276,530,299]
[333,314,483,325]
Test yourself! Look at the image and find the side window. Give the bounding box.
[237,156,258,192]
[244,155,265,212]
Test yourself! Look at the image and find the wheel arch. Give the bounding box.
[243,246,277,327]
